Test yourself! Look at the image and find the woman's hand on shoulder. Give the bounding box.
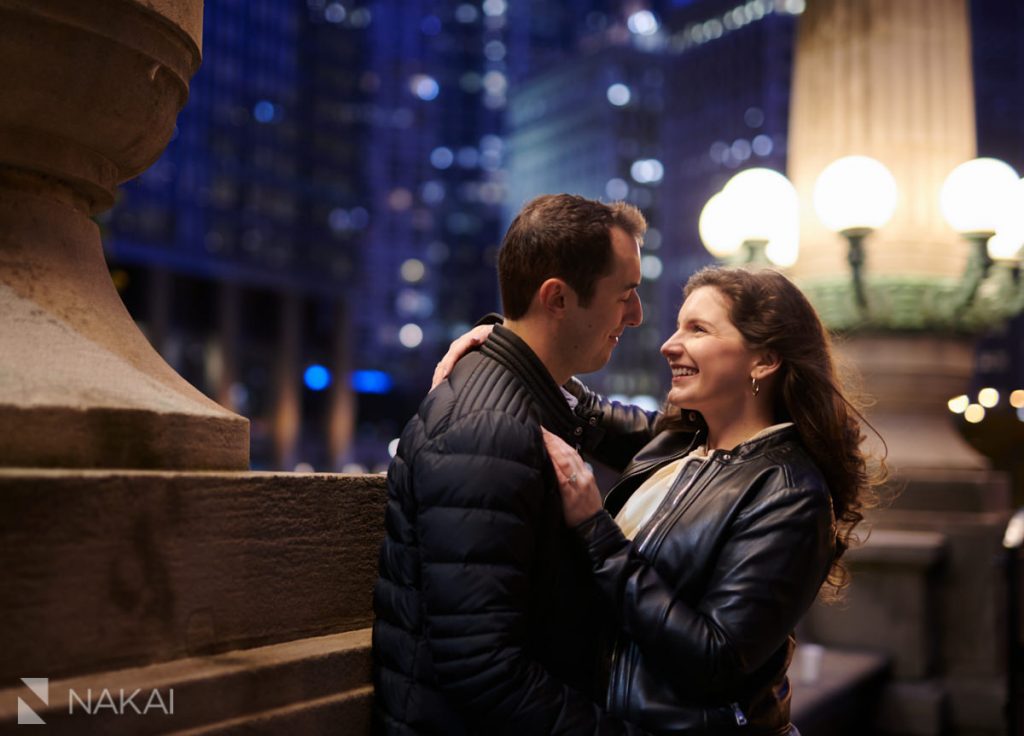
[541,428,603,527]
[431,324,494,389]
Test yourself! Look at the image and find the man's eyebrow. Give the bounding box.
[623,280,641,291]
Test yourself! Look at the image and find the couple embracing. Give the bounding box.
[372,194,879,735]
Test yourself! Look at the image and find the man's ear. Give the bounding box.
[752,350,782,381]
[537,277,571,317]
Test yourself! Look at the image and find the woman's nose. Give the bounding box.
[661,332,681,358]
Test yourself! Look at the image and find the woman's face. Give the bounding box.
[661,286,763,416]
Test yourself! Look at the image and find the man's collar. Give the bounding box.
[480,325,605,450]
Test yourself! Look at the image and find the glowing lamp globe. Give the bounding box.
[698,191,743,259]
[940,157,1019,236]
[988,176,1024,260]
[813,155,898,234]
[765,214,800,268]
[721,168,799,245]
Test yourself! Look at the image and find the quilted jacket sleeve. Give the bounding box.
[413,409,644,734]
[574,483,834,696]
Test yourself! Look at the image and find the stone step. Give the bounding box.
[0,629,373,734]
[169,685,373,735]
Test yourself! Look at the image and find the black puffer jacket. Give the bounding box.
[575,405,836,735]
[372,326,654,735]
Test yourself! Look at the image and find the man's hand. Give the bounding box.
[541,428,603,527]
[431,324,494,389]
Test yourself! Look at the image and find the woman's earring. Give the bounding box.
[751,376,760,396]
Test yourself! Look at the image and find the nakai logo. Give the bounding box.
[15,677,175,725]
[17,678,48,725]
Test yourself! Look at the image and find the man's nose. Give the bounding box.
[626,292,643,327]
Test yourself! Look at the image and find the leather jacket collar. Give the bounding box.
[606,424,801,517]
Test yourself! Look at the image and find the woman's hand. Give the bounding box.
[541,428,603,527]
[431,324,495,389]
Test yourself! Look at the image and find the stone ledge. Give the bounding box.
[880,469,1011,513]
[0,628,372,734]
[174,685,373,736]
[0,470,387,681]
[848,529,948,567]
[790,646,890,735]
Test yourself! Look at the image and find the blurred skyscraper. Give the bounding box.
[504,0,800,401]
[104,0,375,468]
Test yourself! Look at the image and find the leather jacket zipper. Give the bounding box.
[607,638,623,711]
[637,460,720,556]
[730,702,748,726]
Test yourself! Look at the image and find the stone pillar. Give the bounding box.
[786,5,1013,734]
[146,266,173,357]
[837,334,985,474]
[0,0,248,470]
[788,0,977,281]
[0,5,381,731]
[786,0,991,473]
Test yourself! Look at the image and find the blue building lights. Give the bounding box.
[351,370,393,394]
[253,100,277,123]
[303,364,332,391]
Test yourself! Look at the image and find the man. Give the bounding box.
[373,194,652,734]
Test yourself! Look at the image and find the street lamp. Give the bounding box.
[812,155,898,312]
[801,155,1023,330]
[940,158,1020,313]
[698,167,799,267]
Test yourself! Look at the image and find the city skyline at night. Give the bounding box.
[100,0,1024,470]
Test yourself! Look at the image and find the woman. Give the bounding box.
[436,266,881,735]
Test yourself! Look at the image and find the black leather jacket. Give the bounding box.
[372,326,653,735]
[573,388,836,735]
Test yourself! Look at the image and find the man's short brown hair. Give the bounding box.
[498,194,646,320]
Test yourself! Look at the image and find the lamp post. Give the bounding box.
[940,158,1022,315]
[794,155,1024,334]
[698,167,799,268]
[812,156,898,315]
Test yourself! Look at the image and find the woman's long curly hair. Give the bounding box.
[661,266,885,601]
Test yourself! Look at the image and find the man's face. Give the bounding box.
[563,226,643,374]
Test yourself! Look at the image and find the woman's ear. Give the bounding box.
[752,350,782,381]
[537,278,570,316]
